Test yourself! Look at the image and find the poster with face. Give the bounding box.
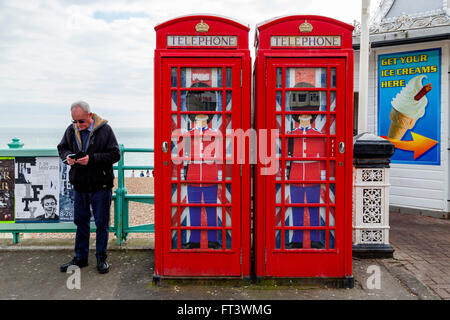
[14,157,60,222]
[0,157,15,223]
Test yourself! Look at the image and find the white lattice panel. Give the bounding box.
[353,167,391,245]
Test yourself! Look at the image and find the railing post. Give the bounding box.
[114,144,127,246]
[352,133,395,258]
[123,198,129,242]
[13,232,20,244]
[7,139,22,244]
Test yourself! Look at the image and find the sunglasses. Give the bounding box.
[72,120,85,124]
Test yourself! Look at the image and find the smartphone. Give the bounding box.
[68,151,86,160]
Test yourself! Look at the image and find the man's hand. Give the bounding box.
[66,156,76,166]
[76,155,89,166]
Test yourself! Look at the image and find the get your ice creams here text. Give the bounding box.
[380,53,438,88]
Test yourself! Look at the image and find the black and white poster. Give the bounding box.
[59,160,74,222]
[14,157,60,222]
[58,160,94,222]
[0,157,15,223]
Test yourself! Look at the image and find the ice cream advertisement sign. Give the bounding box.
[377,49,441,165]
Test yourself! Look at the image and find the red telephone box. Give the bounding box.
[153,15,251,279]
[254,16,354,284]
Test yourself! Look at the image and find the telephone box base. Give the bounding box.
[353,244,395,259]
[254,276,355,289]
[152,274,251,286]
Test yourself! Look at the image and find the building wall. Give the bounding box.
[354,40,449,213]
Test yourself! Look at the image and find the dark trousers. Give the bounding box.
[73,188,112,261]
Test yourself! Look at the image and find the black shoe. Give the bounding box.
[181,242,200,249]
[285,242,303,249]
[60,257,88,272]
[208,241,221,249]
[97,259,110,274]
[311,241,324,249]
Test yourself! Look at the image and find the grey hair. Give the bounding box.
[71,101,91,113]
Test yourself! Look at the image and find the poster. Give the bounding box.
[58,160,75,222]
[377,48,441,165]
[14,157,60,222]
[0,157,15,223]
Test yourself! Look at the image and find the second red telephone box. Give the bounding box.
[254,15,354,285]
[153,15,252,280]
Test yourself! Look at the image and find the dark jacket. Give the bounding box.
[57,114,121,193]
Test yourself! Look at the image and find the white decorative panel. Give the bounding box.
[362,169,383,182]
[353,167,391,246]
[361,230,383,244]
[362,188,382,223]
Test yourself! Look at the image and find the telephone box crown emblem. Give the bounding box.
[299,20,313,33]
[195,20,210,33]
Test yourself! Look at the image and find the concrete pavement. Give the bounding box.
[0,249,421,300]
[389,210,450,300]
[0,210,448,300]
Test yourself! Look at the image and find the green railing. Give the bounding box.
[113,146,155,245]
[0,139,154,245]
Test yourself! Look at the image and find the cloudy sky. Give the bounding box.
[0,0,379,129]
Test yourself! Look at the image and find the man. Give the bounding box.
[36,194,58,220]
[58,101,120,274]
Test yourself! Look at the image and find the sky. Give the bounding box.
[0,0,380,129]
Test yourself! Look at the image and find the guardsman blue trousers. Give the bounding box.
[187,185,218,244]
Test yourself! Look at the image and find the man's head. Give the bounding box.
[71,101,93,130]
[41,195,57,218]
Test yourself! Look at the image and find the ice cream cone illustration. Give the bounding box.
[388,108,417,140]
[388,75,432,140]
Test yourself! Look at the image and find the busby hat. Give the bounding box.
[289,82,321,123]
[186,82,216,123]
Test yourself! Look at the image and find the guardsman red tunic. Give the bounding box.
[186,126,220,182]
[286,125,326,183]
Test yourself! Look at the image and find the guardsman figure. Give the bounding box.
[285,84,325,249]
[182,82,221,249]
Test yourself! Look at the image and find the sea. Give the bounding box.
[0,127,154,177]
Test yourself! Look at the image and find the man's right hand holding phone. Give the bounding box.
[65,151,87,166]
[65,156,76,166]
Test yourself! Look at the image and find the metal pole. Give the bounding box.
[114,144,126,245]
[13,232,20,244]
[358,0,370,134]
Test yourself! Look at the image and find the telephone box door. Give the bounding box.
[265,57,348,277]
[161,57,242,276]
